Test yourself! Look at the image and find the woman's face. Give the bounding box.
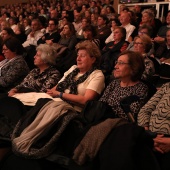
[82,18,88,27]
[142,13,151,23]
[111,21,117,29]
[34,50,45,66]
[83,30,92,39]
[2,45,15,60]
[114,54,132,80]
[113,28,123,41]
[62,25,70,35]
[1,30,10,41]
[134,38,145,54]
[77,49,96,72]
[1,22,7,30]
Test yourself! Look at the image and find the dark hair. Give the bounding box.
[114,26,126,41]
[98,14,109,25]
[63,22,76,36]
[110,18,121,26]
[83,25,97,37]
[2,27,15,37]
[118,50,145,81]
[138,24,153,37]
[3,37,25,55]
[48,18,58,25]
[24,18,31,26]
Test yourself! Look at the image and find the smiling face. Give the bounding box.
[76,49,96,73]
[113,54,132,80]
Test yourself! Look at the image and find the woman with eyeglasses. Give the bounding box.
[100,50,149,121]
[0,37,29,93]
[133,34,155,81]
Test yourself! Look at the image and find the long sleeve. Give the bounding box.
[137,83,167,127]
[0,57,29,88]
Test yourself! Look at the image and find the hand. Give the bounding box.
[46,88,59,97]
[46,39,53,45]
[8,88,17,97]
[30,31,35,37]
[153,134,170,154]
[154,36,165,43]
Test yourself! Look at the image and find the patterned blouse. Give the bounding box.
[15,66,61,92]
[138,83,170,135]
[99,79,148,120]
[0,56,29,89]
[142,56,155,81]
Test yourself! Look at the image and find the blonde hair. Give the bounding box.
[76,40,101,67]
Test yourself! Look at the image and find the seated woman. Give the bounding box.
[0,27,16,42]
[0,37,29,93]
[58,22,77,51]
[46,40,105,112]
[133,34,155,81]
[82,25,100,47]
[138,82,170,170]
[100,26,129,76]
[0,40,105,166]
[0,51,154,170]
[99,50,149,121]
[8,43,61,96]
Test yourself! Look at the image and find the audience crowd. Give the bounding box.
[0,0,170,170]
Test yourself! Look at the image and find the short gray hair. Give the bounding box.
[142,9,155,20]
[36,44,57,65]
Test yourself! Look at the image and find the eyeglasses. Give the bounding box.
[138,31,147,35]
[134,42,143,45]
[115,61,129,65]
[48,23,55,26]
[2,48,9,52]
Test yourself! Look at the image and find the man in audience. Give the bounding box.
[96,14,111,49]
[22,19,44,48]
[119,11,136,42]
[37,18,61,45]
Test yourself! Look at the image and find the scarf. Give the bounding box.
[56,67,96,95]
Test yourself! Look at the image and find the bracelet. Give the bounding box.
[59,92,63,99]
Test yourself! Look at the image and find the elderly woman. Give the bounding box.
[139,9,158,37]
[8,44,61,96]
[0,40,105,166]
[100,26,129,76]
[100,50,148,120]
[133,34,155,81]
[0,37,29,92]
[138,82,170,170]
[46,40,105,112]
[5,40,104,158]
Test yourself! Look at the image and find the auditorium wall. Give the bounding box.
[0,0,36,6]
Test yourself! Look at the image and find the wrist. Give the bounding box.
[59,92,63,99]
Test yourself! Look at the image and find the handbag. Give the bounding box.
[80,100,115,124]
